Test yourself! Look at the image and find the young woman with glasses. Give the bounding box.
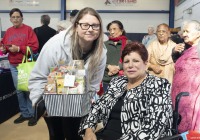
[29,7,107,140]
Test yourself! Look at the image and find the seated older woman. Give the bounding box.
[171,20,200,133]
[79,41,173,140]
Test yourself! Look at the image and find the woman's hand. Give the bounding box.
[107,65,120,76]
[83,128,97,140]
[8,45,19,53]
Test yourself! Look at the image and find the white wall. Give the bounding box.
[0,13,60,31]
[67,0,170,33]
[99,13,168,33]
[0,0,170,33]
[67,0,169,10]
[174,0,200,28]
[0,0,60,31]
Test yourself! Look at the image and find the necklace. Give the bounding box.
[157,41,169,58]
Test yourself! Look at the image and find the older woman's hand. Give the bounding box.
[83,128,97,140]
[8,45,19,53]
[107,65,120,76]
[152,65,162,74]
[174,43,185,53]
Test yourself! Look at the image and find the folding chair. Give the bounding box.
[159,92,189,140]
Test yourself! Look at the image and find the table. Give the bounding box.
[0,71,19,124]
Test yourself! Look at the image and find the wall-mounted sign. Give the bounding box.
[105,0,137,6]
[175,0,186,6]
[9,0,39,6]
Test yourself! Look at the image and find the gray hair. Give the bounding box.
[182,20,200,58]
[182,20,200,31]
[57,20,71,30]
[148,26,154,31]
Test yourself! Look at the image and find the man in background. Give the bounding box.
[142,26,157,48]
[34,15,56,53]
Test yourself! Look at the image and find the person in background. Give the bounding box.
[0,8,38,126]
[56,20,71,33]
[147,23,176,83]
[102,20,131,93]
[70,9,79,23]
[79,41,173,140]
[171,20,200,133]
[171,30,184,44]
[34,15,56,53]
[56,10,79,33]
[29,7,106,140]
[142,26,157,48]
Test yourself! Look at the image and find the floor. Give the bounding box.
[0,113,49,140]
[0,114,103,140]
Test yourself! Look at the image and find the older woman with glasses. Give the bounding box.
[0,8,38,126]
[147,23,176,83]
[29,7,106,140]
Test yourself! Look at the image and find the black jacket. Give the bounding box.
[171,43,191,62]
[34,25,56,53]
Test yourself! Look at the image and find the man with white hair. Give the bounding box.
[171,20,200,133]
[142,26,157,47]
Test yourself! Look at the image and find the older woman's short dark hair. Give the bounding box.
[106,20,126,36]
[121,41,148,62]
[9,8,23,17]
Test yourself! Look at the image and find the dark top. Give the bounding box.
[96,91,126,140]
[170,34,184,44]
[34,25,56,53]
[171,43,191,62]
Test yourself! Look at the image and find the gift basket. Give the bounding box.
[43,60,91,117]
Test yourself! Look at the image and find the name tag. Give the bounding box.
[64,75,75,87]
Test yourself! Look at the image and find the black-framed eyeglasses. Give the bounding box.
[77,23,100,30]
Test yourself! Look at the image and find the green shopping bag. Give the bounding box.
[17,46,36,91]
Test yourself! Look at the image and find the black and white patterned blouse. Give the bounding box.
[79,74,173,140]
